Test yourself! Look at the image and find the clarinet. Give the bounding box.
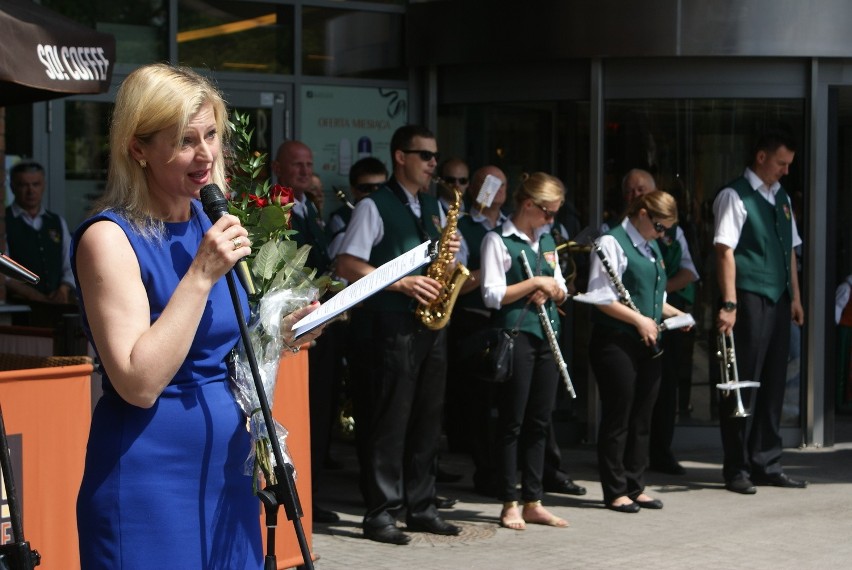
[592,239,663,358]
[519,250,577,398]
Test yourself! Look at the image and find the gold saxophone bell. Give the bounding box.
[715,331,761,417]
[415,178,470,330]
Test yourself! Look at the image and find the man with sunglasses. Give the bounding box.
[713,130,806,495]
[437,157,471,216]
[327,156,388,259]
[336,125,463,545]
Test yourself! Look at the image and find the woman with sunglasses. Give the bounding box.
[585,190,687,513]
[480,172,570,531]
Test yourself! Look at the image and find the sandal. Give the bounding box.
[500,501,526,531]
[522,500,569,528]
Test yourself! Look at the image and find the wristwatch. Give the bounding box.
[721,301,737,312]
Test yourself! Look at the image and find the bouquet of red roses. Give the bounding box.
[225,110,339,488]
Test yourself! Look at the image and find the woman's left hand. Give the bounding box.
[280,301,325,357]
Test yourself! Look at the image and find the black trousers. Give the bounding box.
[447,308,498,487]
[308,321,343,495]
[720,290,791,482]
[357,311,448,529]
[650,297,694,466]
[497,332,559,503]
[590,327,662,504]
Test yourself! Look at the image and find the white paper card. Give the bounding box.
[661,313,695,331]
[292,240,433,338]
[475,174,502,208]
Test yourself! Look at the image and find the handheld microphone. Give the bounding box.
[0,254,40,285]
[199,184,257,297]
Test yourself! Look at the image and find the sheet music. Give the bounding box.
[292,240,433,339]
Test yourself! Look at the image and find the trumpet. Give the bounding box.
[519,250,576,398]
[715,331,761,417]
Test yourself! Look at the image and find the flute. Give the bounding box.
[519,250,577,399]
[592,239,663,358]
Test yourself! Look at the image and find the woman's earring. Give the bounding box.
[139,159,147,168]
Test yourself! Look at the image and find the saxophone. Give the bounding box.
[415,179,470,330]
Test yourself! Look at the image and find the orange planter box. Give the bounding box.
[262,348,315,568]
[0,358,93,570]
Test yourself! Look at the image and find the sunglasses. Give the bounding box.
[443,176,469,185]
[535,203,558,219]
[353,183,381,194]
[401,149,441,162]
[649,216,670,233]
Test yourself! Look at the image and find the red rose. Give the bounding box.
[270,184,294,206]
[247,194,268,208]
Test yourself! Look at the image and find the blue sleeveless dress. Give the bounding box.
[72,201,262,569]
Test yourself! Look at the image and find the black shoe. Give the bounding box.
[725,477,757,495]
[406,516,462,536]
[364,524,411,545]
[606,502,641,513]
[544,478,587,496]
[635,498,664,509]
[752,473,808,488]
[649,460,686,475]
[313,504,340,523]
[436,468,463,483]
[434,495,458,509]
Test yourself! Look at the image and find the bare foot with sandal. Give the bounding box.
[500,501,526,530]
[521,500,569,528]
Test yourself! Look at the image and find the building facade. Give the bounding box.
[5,0,852,446]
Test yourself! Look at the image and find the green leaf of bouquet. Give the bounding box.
[253,241,281,281]
[258,205,288,233]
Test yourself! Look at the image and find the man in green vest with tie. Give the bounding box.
[713,130,807,495]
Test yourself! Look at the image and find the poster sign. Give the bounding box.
[300,85,408,214]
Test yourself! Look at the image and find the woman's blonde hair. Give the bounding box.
[97,63,229,235]
[512,172,565,210]
[625,190,678,224]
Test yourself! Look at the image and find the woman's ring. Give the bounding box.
[232,237,243,250]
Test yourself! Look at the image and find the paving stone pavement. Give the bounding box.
[301,416,852,570]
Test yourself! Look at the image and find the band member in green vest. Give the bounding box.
[327,157,388,258]
[271,140,340,523]
[5,161,75,305]
[586,190,688,513]
[481,172,570,531]
[336,125,462,545]
[713,130,807,494]
[451,165,508,497]
[619,169,700,476]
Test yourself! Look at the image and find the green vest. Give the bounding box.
[456,214,488,311]
[5,209,64,295]
[494,229,560,341]
[364,180,442,312]
[728,177,793,302]
[592,225,666,340]
[291,199,331,274]
[657,224,695,305]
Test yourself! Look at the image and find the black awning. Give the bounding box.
[0,0,116,106]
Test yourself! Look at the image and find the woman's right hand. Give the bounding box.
[193,214,251,284]
[634,314,660,347]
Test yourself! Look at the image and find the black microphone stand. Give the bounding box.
[224,272,314,570]
[0,404,41,569]
[0,255,40,569]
